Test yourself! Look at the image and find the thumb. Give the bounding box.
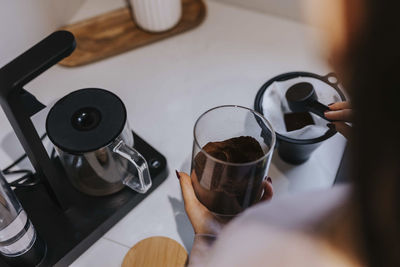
[176,171,201,210]
[176,171,215,235]
[260,178,274,201]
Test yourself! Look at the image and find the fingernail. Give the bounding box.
[175,170,181,180]
[327,123,336,130]
[267,177,272,184]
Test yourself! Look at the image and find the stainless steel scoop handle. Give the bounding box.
[113,140,152,194]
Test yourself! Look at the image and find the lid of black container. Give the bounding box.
[254,72,346,145]
[46,88,127,154]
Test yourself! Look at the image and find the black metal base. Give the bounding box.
[0,131,168,267]
[1,235,47,267]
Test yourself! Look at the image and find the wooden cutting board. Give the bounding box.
[122,236,188,267]
[59,0,206,67]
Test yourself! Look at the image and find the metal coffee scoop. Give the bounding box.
[285,82,332,121]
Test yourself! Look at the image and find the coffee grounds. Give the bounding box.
[201,136,264,163]
[284,112,315,132]
[192,136,267,215]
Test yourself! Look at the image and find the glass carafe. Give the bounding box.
[46,88,152,196]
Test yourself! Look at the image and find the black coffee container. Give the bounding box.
[255,72,346,165]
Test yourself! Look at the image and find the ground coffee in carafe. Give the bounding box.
[192,136,267,215]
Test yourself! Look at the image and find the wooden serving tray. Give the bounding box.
[59,0,206,67]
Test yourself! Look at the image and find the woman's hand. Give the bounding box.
[176,171,273,235]
[325,101,352,139]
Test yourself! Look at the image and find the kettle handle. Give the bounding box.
[113,140,152,194]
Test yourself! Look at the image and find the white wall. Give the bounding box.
[0,0,307,68]
[213,0,305,21]
[0,0,85,67]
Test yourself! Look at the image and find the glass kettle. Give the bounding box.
[46,88,152,196]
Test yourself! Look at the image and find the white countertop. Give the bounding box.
[0,0,346,266]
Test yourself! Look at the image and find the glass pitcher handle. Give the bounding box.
[113,140,152,194]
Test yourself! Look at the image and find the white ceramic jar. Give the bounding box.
[129,0,182,32]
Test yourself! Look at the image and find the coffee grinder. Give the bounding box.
[0,31,168,266]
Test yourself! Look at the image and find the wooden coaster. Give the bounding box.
[59,0,206,67]
[122,236,188,267]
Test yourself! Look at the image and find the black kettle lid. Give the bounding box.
[46,88,127,154]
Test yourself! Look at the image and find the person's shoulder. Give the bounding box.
[236,184,351,230]
[204,186,357,267]
[208,220,358,267]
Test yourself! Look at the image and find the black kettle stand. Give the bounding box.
[0,32,168,266]
[0,132,168,267]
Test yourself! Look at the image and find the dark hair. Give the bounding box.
[348,1,400,266]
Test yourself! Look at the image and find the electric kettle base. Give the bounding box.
[0,131,168,267]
